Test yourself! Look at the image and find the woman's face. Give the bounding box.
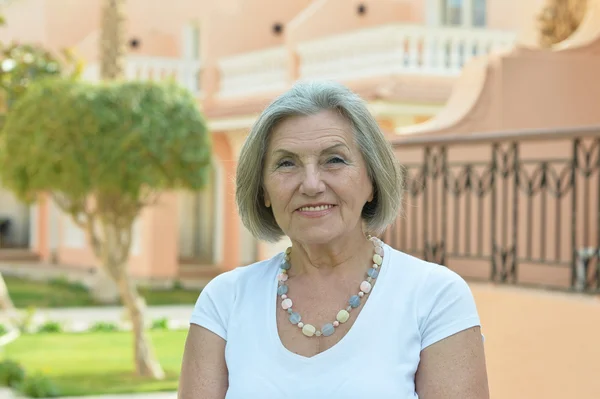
[262,110,373,245]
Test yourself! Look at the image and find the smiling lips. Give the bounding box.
[297,204,335,212]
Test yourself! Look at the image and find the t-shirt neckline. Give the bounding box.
[266,243,392,364]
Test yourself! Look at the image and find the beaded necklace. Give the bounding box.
[277,235,384,338]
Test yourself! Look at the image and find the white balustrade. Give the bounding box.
[297,24,517,81]
[82,56,202,95]
[217,46,288,98]
[126,56,202,94]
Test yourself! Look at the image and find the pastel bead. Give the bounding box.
[375,247,384,256]
[358,291,364,297]
[286,247,292,254]
[360,281,372,294]
[346,305,353,312]
[281,294,287,299]
[322,323,335,337]
[298,322,304,328]
[302,324,316,337]
[372,263,379,269]
[287,308,293,314]
[373,254,383,265]
[281,260,291,270]
[277,285,288,295]
[367,277,373,283]
[278,273,288,282]
[315,331,322,337]
[281,298,293,310]
[349,295,361,308]
[337,309,350,323]
[367,268,379,278]
[333,321,340,327]
[289,312,301,324]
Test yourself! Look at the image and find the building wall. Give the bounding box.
[1,0,542,275]
[204,0,313,60]
[286,0,415,44]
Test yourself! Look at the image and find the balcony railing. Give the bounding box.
[82,56,202,95]
[214,24,516,98]
[385,127,600,293]
[297,24,516,81]
[217,46,288,98]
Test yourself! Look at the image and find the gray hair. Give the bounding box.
[236,80,404,242]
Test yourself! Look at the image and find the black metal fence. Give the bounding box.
[385,128,600,293]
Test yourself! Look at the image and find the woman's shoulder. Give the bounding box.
[203,253,282,293]
[190,253,283,338]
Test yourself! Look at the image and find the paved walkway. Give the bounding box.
[58,393,176,399]
[7,305,195,331]
[33,305,194,324]
[0,388,176,398]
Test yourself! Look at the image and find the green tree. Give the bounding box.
[0,43,81,115]
[0,78,211,379]
[0,40,81,315]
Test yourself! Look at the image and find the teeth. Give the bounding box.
[299,205,333,212]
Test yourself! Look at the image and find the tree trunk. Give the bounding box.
[95,218,164,380]
[100,0,126,80]
[114,266,165,379]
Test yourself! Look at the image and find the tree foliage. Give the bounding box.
[538,0,587,48]
[0,43,81,116]
[0,78,211,379]
[0,78,211,209]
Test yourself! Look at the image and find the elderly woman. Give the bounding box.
[179,81,489,398]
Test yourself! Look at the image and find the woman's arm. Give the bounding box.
[415,326,489,399]
[178,324,228,399]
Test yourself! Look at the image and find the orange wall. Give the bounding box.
[487,0,543,40]
[1,0,539,63]
[204,0,313,59]
[287,0,414,44]
[0,0,208,60]
[0,0,47,45]
[45,0,102,51]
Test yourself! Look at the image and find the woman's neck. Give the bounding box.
[288,230,374,278]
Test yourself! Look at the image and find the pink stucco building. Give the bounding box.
[1,0,598,287]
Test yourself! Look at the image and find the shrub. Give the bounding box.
[37,321,62,333]
[172,280,184,290]
[88,321,119,332]
[13,306,36,333]
[19,373,60,398]
[48,276,88,292]
[151,317,169,330]
[0,359,25,388]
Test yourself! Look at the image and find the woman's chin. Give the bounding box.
[289,228,344,246]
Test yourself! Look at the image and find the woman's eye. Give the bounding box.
[327,157,345,164]
[277,160,294,168]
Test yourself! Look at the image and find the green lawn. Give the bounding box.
[2,330,188,396]
[5,275,201,308]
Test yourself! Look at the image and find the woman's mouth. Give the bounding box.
[297,204,335,212]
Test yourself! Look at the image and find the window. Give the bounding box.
[442,0,463,26]
[439,0,486,27]
[473,0,486,27]
[178,165,217,264]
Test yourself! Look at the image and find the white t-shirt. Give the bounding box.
[190,244,481,399]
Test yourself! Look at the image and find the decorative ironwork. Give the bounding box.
[387,135,600,292]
